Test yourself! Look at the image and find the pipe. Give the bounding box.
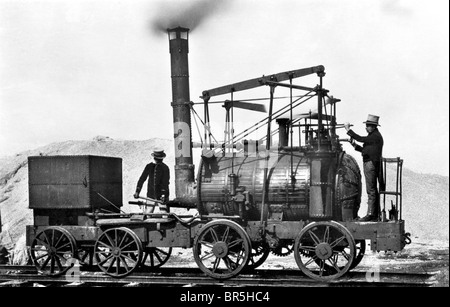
[276,118,289,148]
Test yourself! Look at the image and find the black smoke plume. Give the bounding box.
[151,0,233,34]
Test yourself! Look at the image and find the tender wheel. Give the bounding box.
[294,221,356,281]
[30,226,77,277]
[141,247,172,269]
[193,220,251,280]
[94,227,143,278]
[246,241,270,271]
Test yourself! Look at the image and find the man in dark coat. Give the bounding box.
[134,149,170,202]
[345,115,384,221]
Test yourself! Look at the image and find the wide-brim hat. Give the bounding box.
[151,149,166,159]
[363,114,380,126]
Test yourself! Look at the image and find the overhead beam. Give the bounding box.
[262,80,319,92]
[201,65,325,99]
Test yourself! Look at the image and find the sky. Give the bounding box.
[0,0,449,176]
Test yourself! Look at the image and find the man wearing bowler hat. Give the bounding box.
[134,149,170,202]
[344,115,384,222]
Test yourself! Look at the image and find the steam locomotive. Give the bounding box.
[25,27,410,282]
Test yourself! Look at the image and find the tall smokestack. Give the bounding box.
[168,27,196,206]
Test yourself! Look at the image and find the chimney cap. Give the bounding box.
[167,26,190,33]
[167,27,189,41]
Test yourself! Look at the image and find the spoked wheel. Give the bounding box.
[246,241,270,271]
[314,239,366,273]
[193,220,251,280]
[141,247,172,269]
[351,239,366,270]
[294,221,355,281]
[30,226,77,277]
[94,227,143,278]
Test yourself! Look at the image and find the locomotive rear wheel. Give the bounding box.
[30,226,77,277]
[313,239,366,272]
[141,247,172,269]
[94,227,143,278]
[193,220,250,280]
[294,221,356,281]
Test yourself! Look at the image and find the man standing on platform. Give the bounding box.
[134,149,170,204]
[345,115,384,221]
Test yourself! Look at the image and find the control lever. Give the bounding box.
[335,124,353,129]
[128,196,167,213]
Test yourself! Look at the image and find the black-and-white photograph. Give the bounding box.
[0,0,448,294]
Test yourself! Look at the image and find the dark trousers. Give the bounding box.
[363,161,380,217]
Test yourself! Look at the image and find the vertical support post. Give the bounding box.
[399,158,403,221]
[330,99,337,139]
[204,97,211,149]
[289,77,295,185]
[383,158,387,213]
[317,76,323,151]
[266,86,275,149]
[260,86,275,225]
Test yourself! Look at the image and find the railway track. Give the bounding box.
[0,265,435,287]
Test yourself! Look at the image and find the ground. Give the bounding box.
[166,238,449,287]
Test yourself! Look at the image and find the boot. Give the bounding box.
[358,201,379,222]
[358,214,378,222]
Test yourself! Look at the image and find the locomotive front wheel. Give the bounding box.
[294,221,356,281]
[30,226,77,277]
[94,227,143,278]
[141,247,172,269]
[193,220,251,280]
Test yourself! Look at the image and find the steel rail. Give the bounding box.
[0,272,432,288]
[0,265,435,287]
